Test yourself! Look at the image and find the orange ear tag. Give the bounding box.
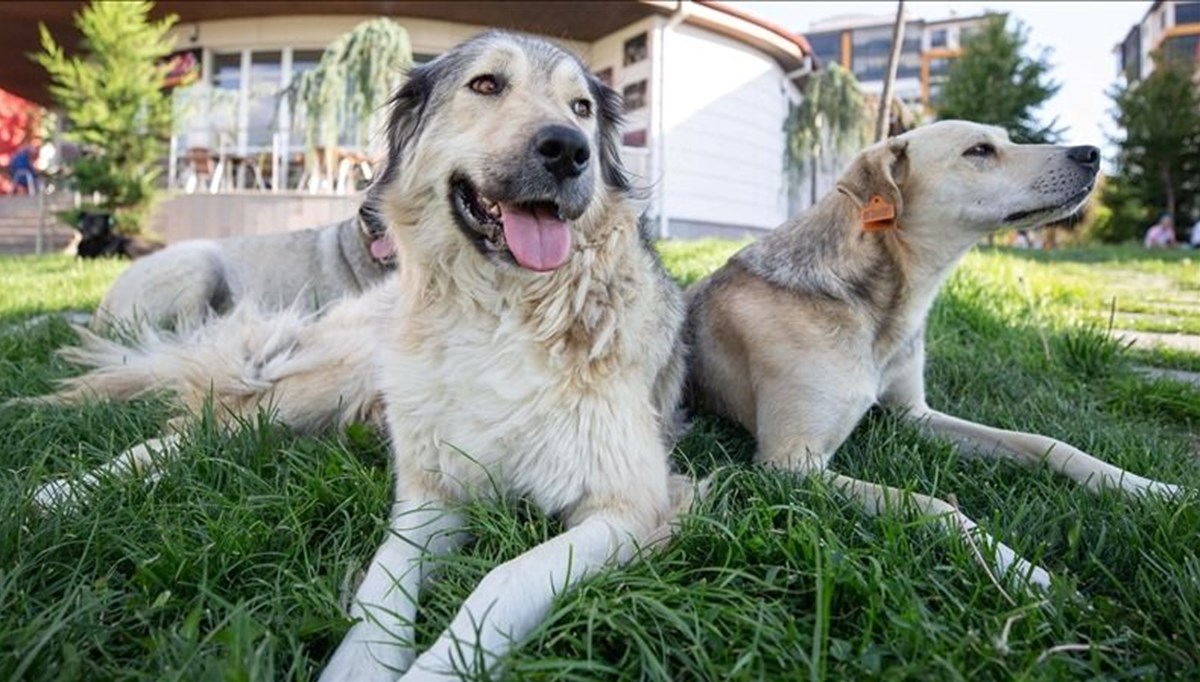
[861,195,897,232]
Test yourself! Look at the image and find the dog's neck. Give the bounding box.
[394,195,645,372]
[737,191,970,358]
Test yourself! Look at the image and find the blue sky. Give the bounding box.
[739,1,1149,162]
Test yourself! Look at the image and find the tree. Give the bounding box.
[935,13,1062,143]
[1107,51,1200,228]
[35,1,177,234]
[286,19,412,187]
[785,64,870,207]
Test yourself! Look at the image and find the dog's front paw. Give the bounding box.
[1124,477,1183,499]
[318,623,412,682]
[1142,480,1183,498]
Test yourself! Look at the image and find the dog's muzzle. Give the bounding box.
[449,124,596,272]
[1003,145,1100,226]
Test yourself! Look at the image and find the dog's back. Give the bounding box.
[91,216,389,332]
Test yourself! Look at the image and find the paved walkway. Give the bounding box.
[1133,366,1200,388]
[1116,330,1200,354]
[1115,330,1200,389]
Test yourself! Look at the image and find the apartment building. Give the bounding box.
[803,11,993,112]
[1117,1,1200,83]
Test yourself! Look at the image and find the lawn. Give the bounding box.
[1,244,1198,681]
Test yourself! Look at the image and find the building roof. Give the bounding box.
[0,1,812,107]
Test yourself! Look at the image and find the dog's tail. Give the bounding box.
[7,298,381,432]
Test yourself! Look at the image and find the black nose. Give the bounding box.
[1067,145,1100,172]
[533,125,590,181]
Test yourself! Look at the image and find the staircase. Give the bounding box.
[0,195,76,255]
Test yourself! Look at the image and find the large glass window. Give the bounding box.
[209,53,242,149]
[247,50,282,148]
[288,49,324,148]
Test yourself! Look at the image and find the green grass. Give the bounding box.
[2,245,1199,681]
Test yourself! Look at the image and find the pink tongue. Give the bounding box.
[500,204,571,271]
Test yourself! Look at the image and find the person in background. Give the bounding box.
[9,141,40,194]
[1190,216,1200,249]
[1144,213,1177,249]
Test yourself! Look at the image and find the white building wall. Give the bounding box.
[659,23,796,233]
[590,17,661,183]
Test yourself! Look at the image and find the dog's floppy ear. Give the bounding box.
[836,138,909,223]
[587,76,632,194]
[370,61,438,196]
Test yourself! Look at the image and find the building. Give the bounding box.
[1117,1,1200,84]
[0,1,818,246]
[803,11,993,113]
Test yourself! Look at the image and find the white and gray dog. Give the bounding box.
[20,31,693,682]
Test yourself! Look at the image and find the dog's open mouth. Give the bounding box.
[1003,186,1093,226]
[451,176,572,272]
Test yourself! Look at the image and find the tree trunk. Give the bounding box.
[1162,166,1176,226]
[876,1,906,142]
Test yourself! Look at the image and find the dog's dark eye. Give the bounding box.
[468,75,502,96]
[571,98,593,118]
[963,142,996,158]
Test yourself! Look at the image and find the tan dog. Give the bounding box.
[20,32,689,682]
[686,120,1180,588]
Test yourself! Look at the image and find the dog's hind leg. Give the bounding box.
[33,432,181,511]
[827,472,1052,591]
[320,492,465,682]
[906,408,1180,498]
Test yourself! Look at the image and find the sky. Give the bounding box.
[739,1,1148,161]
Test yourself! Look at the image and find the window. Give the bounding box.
[1163,34,1200,69]
[929,28,947,48]
[623,33,648,66]
[1121,28,1141,82]
[1176,2,1200,24]
[209,53,242,146]
[247,50,282,147]
[850,24,921,81]
[806,31,842,67]
[622,80,647,111]
[595,67,613,87]
[929,57,953,77]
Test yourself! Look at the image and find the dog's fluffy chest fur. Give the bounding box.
[374,226,672,520]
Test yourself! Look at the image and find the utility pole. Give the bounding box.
[876,0,906,142]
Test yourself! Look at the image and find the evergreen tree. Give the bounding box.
[1107,51,1200,228]
[936,13,1062,143]
[35,0,178,233]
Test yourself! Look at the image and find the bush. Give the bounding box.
[1084,174,1148,244]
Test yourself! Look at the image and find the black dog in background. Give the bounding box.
[76,213,164,259]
